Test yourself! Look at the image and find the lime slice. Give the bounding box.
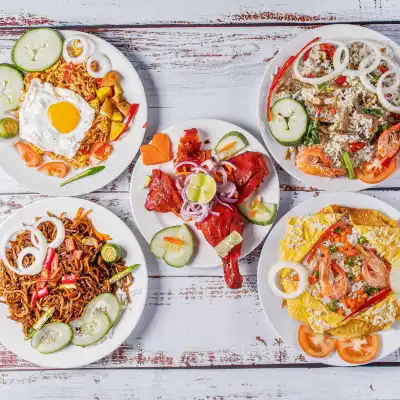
[186,173,216,204]
[214,231,243,258]
[390,261,400,297]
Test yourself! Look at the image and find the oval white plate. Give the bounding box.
[258,24,400,191]
[0,197,148,368]
[0,30,147,196]
[131,119,280,268]
[257,192,400,366]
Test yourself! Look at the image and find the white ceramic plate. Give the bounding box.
[0,197,148,368]
[257,192,400,366]
[0,30,147,196]
[131,119,280,268]
[258,24,400,191]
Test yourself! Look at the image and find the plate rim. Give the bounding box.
[129,117,281,268]
[257,23,400,191]
[257,191,400,366]
[0,196,149,368]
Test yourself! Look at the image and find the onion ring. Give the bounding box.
[294,40,349,85]
[268,261,309,300]
[32,216,66,249]
[377,70,400,114]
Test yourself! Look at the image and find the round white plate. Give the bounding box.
[0,30,147,196]
[131,119,280,268]
[257,192,400,366]
[0,197,148,368]
[258,24,400,191]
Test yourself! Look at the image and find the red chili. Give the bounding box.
[379,65,389,73]
[62,274,77,284]
[350,142,366,153]
[51,252,59,272]
[42,248,55,271]
[319,43,336,59]
[266,36,321,122]
[344,288,392,321]
[329,107,337,115]
[303,48,312,62]
[334,75,347,85]
[306,220,346,263]
[30,290,38,307]
[38,287,49,299]
[121,103,140,135]
[316,107,323,116]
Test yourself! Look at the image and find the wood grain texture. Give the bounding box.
[0,0,399,26]
[1,367,400,399]
[0,25,400,193]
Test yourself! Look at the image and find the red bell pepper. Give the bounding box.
[344,288,392,321]
[334,76,346,85]
[306,220,346,263]
[42,248,55,271]
[350,142,366,153]
[267,37,320,122]
[62,274,77,284]
[30,290,39,307]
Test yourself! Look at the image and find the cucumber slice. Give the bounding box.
[215,131,249,160]
[70,312,111,347]
[238,192,277,225]
[268,98,308,146]
[83,293,120,326]
[12,28,63,72]
[214,231,243,258]
[0,64,24,111]
[31,322,73,354]
[150,224,194,268]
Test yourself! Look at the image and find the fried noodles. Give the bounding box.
[0,208,133,336]
[22,59,110,169]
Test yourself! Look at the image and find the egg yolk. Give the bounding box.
[48,102,80,134]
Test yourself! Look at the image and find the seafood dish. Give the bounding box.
[0,28,140,187]
[138,127,277,289]
[266,36,400,184]
[0,207,140,354]
[268,204,400,364]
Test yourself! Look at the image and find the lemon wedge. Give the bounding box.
[186,173,216,204]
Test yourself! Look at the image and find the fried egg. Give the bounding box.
[19,78,95,158]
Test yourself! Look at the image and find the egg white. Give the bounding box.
[19,79,95,158]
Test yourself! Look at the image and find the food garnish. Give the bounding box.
[109,264,140,284]
[15,142,43,167]
[140,132,172,165]
[101,243,122,263]
[60,165,105,186]
[38,161,70,178]
[0,117,19,138]
[214,131,249,160]
[336,335,380,364]
[298,324,336,358]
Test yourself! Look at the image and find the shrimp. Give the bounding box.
[318,246,349,300]
[296,147,346,178]
[357,245,390,289]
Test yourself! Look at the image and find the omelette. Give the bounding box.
[278,204,399,340]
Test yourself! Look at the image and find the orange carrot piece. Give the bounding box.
[164,237,185,246]
[219,141,236,153]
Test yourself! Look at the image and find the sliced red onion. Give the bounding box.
[198,203,211,223]
[217,196,238,204]
[216,197,233,211]
[192,167,210,175]
[175,161,199,171]
[175,178,182,191]
[201,159,218,171]
[220,161,237,170]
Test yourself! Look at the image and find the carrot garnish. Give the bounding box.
[219,141,236,153]
[164,237,185,246]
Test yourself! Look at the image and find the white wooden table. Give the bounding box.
[2,1,400,399]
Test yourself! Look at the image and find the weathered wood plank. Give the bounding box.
[1,367,400,399]
[0,0,399,26]
[0,25,400,193]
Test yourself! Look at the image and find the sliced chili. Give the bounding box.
[334,75,347,85]
[344,288,391,321]
[350,142,366,153]
[42,248,55,271]
[62,274,77,284]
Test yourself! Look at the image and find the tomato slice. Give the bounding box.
[337,335,380,364]
[38,162,69,178]
[15,142,43,167]
[298,324,337,358]
[90,142,113,163]
[355,157,397,184]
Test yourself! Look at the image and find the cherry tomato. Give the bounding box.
[15,142,43,167]
[337,335,380,364]
[350,142,366,153]
[298,324,337,358]
[355,157,397,184]
[90,142,113,162]
[38,162,69,178]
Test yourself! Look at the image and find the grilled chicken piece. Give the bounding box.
[228,151,269,204]
[174,128,211,166]
[145,169,183,215]
[196,204,244,289]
